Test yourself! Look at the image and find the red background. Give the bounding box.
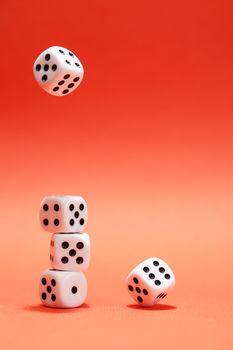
[0,1,233,349]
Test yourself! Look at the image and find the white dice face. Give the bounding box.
[39,196,88,233]
[33,46,84,96]
[126,257,175,307]
[50,233,90,271]
[39,269,87,308]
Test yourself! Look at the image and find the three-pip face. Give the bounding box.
[39,196,88,233]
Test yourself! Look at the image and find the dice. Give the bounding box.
[50,233,90,271]
[39,269,87,308]
[39,196,88,233]
[126,257,175,307]
[33,46,84,96]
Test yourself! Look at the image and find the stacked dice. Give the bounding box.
[39,196,90,308]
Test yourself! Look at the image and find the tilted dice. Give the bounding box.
[33,46,84,96]
[126,257,175,307]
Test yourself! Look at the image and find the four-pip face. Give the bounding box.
[39,196,88,233]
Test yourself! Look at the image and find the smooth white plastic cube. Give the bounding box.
[39,196,88,233]
[126,257,175,307]
[50,233,90,271]
[33,46,84,96]
[39,269,87,308]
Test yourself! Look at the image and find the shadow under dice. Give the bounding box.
[50,233,90,271]
[33,46,84,96]
[39,269,87,308]
[126,257,176,307]
[39,196,88,233]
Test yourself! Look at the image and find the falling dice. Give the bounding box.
[126,257,175,307]
[39,269,87,308]
[50,233,90,271]
[33,46,84,96]
[39,196,88,233]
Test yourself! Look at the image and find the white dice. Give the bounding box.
[50,233,90,271]
[39,269,87,308]
[39,196,88,233]
[126,257,175,307]
[33,46,84,96]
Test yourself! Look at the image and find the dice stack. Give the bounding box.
[39,196,90,308]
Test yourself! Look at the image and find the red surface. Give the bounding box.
[0,1,233,349]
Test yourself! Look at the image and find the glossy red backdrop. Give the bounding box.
[0,1,232,349]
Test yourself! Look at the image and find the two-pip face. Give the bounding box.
[39,196,88,233]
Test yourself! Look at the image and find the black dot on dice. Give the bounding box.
[69,249,76,257]
[70,219,75,226]
[143,289,148,295]
[76,242,84,249]
[64,74,70,79]
[54,219,59,226]
[133,277,139,284]
[41,278,47,285]
[76,257,83,264]
[74,211,79,218]
[54,204,59,211]
[43,218,49,226]
[71,286,77,294]
[58,80,64,86]
[61,256,69,264]
[45,54,50,61]
[79,204,84,211]
[53,86,59,92]
[143,266,149,273]
[79,218,84,225]
[51,294,56,302]
[62,241,69,249]
[165,274,171,279]
[36,64,41,71]
[149,273,155,279]
[159,267,165,273]
[47,286,52,293]
[69,204,74,211]
[155,280,161,286]
[68,83,74,89]
[51,279,56,287]
[52,64,57,71]
[75,63,80,67]
[65,60,71,65]
[43,204,49,211]
[128,285,134,292]
[73,77,80,82]
[44,64,49,71]
[59,49,64,54]
[137,296,143,303]
[41,293,47,300]
[42,75,47,82]
[136,287,141,293]
[153,260,159,266]
[69,52,74,57]
[62,89,69,94]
